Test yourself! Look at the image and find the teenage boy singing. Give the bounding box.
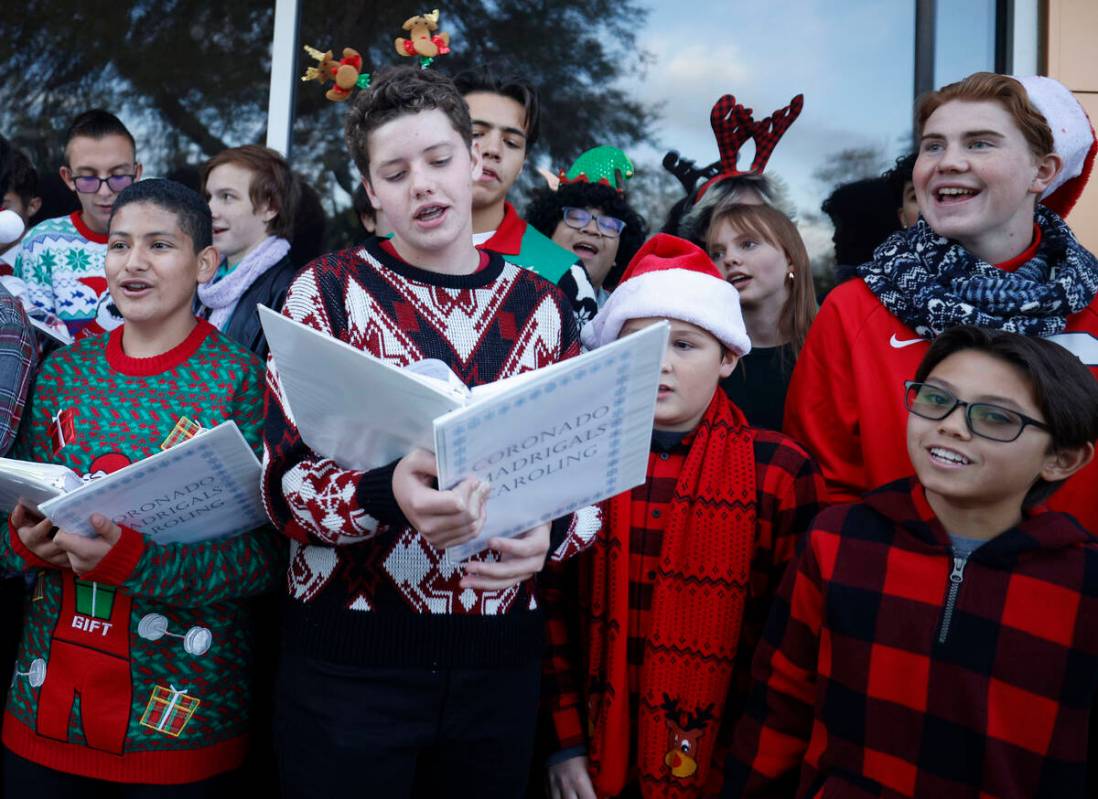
[261,66,600,798]
[0,179,281,796]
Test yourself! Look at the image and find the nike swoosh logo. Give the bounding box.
[890,334,926,349]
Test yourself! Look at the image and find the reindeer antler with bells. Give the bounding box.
[395,8,451,67]
[301,45,370,102]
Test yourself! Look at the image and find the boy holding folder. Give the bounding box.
[262,66,599,797]
[0,178,281,795]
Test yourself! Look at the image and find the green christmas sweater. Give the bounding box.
[0,318,283,784]
[13,212,120,340]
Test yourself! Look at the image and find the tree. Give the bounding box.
[1,0,657,248]
[811,145,889,191]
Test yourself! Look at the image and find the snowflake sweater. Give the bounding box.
[262,238,602,669]
[13,212,121,339]
[0,319,283,784]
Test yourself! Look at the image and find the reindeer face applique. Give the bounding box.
[661,694,715,779]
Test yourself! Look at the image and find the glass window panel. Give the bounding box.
[935,0,998,86]
[630,0,917,280]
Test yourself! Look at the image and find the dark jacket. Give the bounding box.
[196,254,299,358]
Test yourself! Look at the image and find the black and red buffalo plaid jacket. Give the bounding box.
[725,477,1098,799]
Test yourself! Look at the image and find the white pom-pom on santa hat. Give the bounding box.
[582,232,751,355]
[0,210,24,248]
[1015,75,1096,218]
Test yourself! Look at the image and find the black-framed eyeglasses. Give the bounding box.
[904,381,1050,442]
[561,207,626,238]
[70,174,136,194]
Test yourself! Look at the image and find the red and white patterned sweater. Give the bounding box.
[262,238,601,668]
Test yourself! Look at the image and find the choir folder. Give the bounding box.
[259,306,666,559]
[0,421,266,545]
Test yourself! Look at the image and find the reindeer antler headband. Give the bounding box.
[663,92,804,203]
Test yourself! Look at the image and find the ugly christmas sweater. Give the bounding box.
[262,237,601,669]
[0,319,283,784]
[14,212,121,339]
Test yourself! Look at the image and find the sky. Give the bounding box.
[624,0,998,259]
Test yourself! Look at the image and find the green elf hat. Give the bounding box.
[557,146,635,193]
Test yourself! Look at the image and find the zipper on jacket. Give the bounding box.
[938,555,968,644]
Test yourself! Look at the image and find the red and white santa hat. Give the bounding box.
[582,233,751,354]
[1015,75,1096,218]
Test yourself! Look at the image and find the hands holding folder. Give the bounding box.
[393,448,551,589]
[11,502,123,573]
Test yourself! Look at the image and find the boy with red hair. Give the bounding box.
[785,73,1098,531]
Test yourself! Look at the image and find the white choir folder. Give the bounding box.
[259,306,666,560]
[0,422,266,545]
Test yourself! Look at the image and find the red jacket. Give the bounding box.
[784,278,1098,533]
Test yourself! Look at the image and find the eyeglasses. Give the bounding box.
[561,207,626,238]
[70,174,136,194]
[903,381,1050,442]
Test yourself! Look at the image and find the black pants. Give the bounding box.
[2,749,238,798]
[0,576,26,791]
[275,649,541,799]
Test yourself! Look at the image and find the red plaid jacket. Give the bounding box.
[541,429,823,768]
[726,478,1098,799]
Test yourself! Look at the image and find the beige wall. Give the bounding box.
[1046,0,1097,250]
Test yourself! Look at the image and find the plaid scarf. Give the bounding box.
[586,391,756,798]
[858,205,1098,338]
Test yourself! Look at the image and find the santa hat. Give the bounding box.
[582,233,751,354]
[1015,75,1096,218]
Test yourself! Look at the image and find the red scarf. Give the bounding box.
[585,391,757,798]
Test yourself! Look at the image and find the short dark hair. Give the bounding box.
[344,66,472,181]
[821,177,901,267]
[110,179,213,252]
[914,325,1098,505]
[352,182,376,223]
[0,136,11,198]
[881,152,916,207]
[200,145,299,240]
[64,109,136,162]
[524,182,648,290]
[6,149,39,207]
[452,64,541,147]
